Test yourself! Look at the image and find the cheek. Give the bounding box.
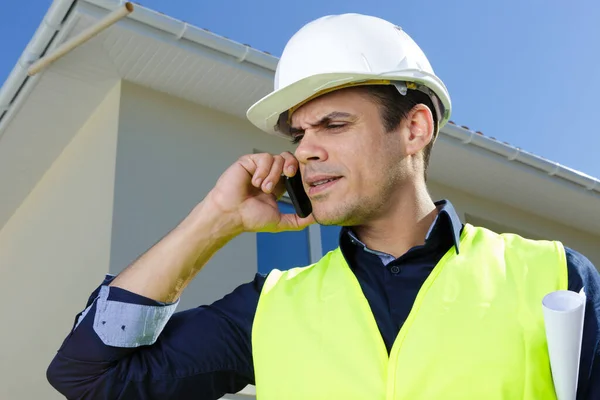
[347,154,386,190]
[335,130,392,185]
[364,144,404,186]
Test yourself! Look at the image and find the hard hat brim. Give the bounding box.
[246,72,451,138]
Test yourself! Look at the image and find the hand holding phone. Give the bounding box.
[284,169,312,218]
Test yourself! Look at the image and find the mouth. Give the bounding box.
[306,176,342,196]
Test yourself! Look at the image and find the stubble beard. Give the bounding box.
[312,165,406,228]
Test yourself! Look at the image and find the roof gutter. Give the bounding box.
[28,2,133,76]
[442,123,600,194]
[92,0,278,70]
[0,0,76,125]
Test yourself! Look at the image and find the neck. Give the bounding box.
[352,183,438,258]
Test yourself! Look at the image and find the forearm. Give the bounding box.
[109,196,241,303]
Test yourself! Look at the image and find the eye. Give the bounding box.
[291,134,304,144]
[327,123,346,130]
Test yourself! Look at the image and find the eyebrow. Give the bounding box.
[290,111,355,134]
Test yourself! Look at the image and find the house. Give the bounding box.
[1,1,598,399]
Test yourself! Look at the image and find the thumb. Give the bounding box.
[275,213,316,232]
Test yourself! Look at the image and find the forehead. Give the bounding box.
[290,87,375,126]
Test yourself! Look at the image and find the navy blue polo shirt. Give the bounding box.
[47,200,600,400]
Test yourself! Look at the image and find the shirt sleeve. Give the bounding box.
[47,273,266,400]
[564,247,600,400]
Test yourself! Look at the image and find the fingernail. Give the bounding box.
[287,165,295,174]
[265,182,273,192]
[255,177,263,186]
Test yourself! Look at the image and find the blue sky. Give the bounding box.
[1,0,599,178]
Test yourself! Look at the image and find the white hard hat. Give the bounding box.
[246,13,452,139]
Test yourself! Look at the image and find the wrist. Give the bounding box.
[181,194,243,243]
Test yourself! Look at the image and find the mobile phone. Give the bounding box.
[284,169,312,218]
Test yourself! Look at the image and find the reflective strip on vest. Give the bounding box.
[252,224,567,399]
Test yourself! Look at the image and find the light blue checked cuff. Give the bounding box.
[91,285,179,348]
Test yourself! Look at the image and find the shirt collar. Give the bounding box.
[340,199,463,256]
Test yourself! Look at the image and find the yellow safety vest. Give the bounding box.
[252,224,567,399]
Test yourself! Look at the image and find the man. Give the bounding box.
[47,13,600,400]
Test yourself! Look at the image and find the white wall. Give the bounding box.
[0,83,121,399]
[428,180,600,267]
[110,82,296,309]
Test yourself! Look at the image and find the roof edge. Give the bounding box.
[105,0,279,71]
[0,0,76,124]
[441,123,599,195]
[0,0,598,199]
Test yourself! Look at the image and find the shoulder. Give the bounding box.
[564,247,600,293]
[261,263,319,293]
[262,249,343,294]
[468,224,566,258]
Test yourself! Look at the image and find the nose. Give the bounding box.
[293,131,328,164]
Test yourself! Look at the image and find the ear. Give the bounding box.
[403,104,434,156]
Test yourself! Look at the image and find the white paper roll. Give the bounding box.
[542,289,586,400]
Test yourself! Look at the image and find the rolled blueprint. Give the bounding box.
[542,289,586,400]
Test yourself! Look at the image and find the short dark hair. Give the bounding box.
[361,85,438,181]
